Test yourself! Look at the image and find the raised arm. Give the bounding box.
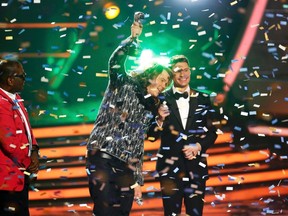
[108,22,143,87]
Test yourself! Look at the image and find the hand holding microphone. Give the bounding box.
[129,11,144,56]
[131,11,144,39]
[135,197,143,206]
[133,184,143,206]
[156,101,170,124]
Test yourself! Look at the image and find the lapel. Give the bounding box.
[165,89,183,130]
[185,90,199,131]
[15,94,30,124]
[0,89,25,125]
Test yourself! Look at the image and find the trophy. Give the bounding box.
[128,11,145,56]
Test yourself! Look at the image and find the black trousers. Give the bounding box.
[159,176,206,216]
[158,156,206,216]
[86,150,135,216]
[0,177,30,216]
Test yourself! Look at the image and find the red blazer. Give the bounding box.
[0,89,38,191]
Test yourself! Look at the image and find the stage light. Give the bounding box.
[104,2,120,20]
[139,49,170,67]
[129,49,170,74]
[139,49,153,65]
[155,56,170,66]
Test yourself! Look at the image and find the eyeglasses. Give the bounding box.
[13,72,27,80]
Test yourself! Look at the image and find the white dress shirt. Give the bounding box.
[173,86,190,129]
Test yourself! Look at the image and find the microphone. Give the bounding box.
[158,100,170,123]
[163,101,170,117]
[162,100,168,108]
[135,197,143,206]
[133,11,144,39]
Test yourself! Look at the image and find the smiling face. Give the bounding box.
[146,70,170,97]
[172,61,191,91]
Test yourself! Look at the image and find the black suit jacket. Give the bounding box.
[147,88,218,180]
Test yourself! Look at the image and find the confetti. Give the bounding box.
[197,31,206,36]
[5,36,13,40]
[230,1,238,6]
[190,21,198,26]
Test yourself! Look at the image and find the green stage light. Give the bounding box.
[127,49,170,74]
[138,49,153,69]
[154,56,170,67]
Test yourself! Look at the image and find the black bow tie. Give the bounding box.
[174,91,189,100]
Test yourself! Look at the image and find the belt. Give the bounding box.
[99,151,113,160]
[99,152,126,165]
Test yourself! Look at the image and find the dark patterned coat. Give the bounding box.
[87,39,155,185]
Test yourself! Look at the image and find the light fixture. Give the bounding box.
[104,2,120,20]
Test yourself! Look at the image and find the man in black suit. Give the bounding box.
[147,55,218,216]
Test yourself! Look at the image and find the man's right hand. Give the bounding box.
[131,21,143,39]
[157,102,170,124]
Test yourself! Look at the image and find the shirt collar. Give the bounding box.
[172,86,190,95]
[0,87,16,100]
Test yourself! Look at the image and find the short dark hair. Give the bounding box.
[134,63,173,91]
[0,59,22,84]
[169,55,190,69]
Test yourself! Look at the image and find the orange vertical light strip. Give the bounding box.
[38,136,231,159]
[30,182,288,202]
[223,0,268,88]
[35,165,285,187]
[0,52,71,58]
[142,169,288,189]
[29,200,233,216]
[143,149,268,170]
[207,149,270,166]
[30,187,90,200]
[33,124,93,138]
[0,22,87,29]
[37,149,270,180]
[33,124,232,142]
[207,169,288,186]
[248,125,288,137]
[209,163,270,175]
[39,146,86,158]
[36,167,86,180]
[134,186,288,209]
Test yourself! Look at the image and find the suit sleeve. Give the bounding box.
[108,37,136,88]
[198,95,218,153]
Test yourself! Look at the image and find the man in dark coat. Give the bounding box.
[147,55,218,216]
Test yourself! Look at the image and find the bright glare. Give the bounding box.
[156,56,170,66]
[133,49,170,74]
[138,49,153,68]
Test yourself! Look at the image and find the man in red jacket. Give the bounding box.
[0,59,39,216]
